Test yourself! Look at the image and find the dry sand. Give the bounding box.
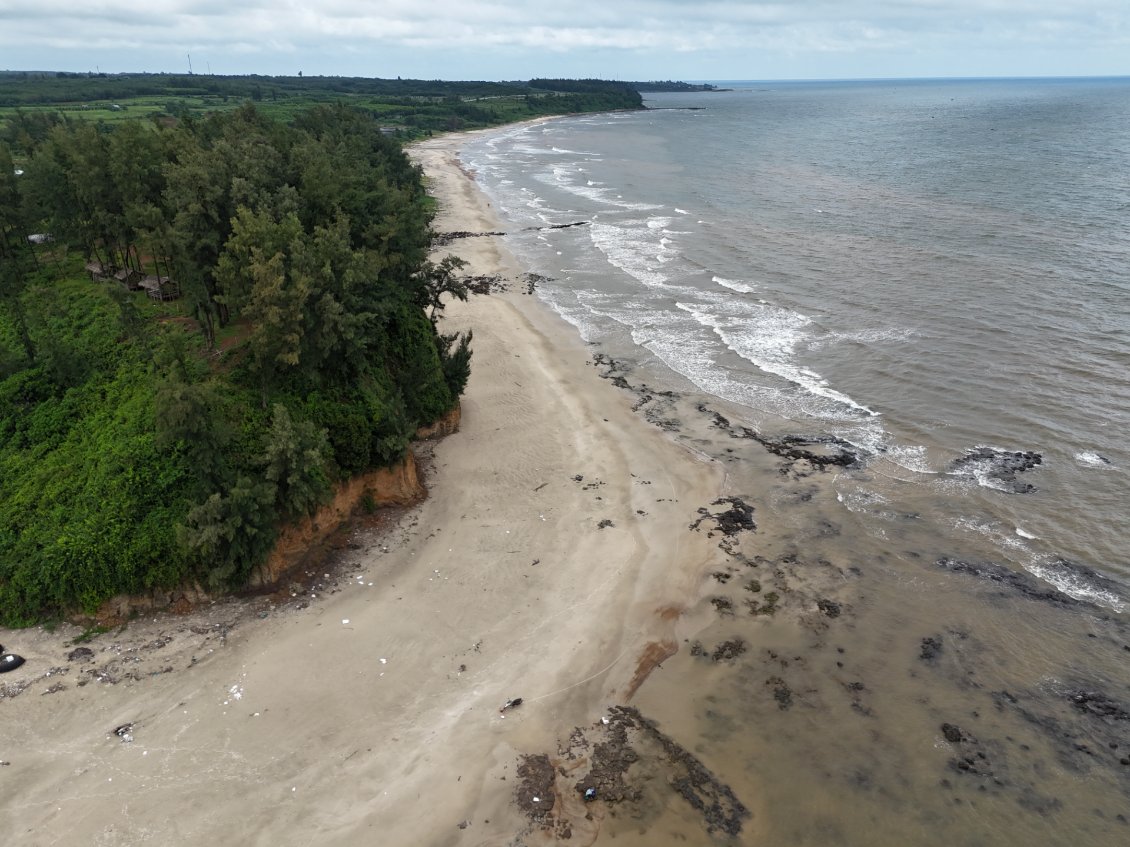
[0,127,730,846]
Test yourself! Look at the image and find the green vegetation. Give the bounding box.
[0,102,488,625]
[625,81,722,93]
[0,72,645,146]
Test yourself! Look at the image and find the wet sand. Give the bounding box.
[0,130,736,845]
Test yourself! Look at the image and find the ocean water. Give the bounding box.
[459,79,1130,845]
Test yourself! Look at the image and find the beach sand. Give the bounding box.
[0,129,732,845]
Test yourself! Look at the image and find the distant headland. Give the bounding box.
[627,81,731,92]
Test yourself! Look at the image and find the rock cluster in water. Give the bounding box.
[949,447,1043,493]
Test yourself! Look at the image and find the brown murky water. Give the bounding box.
[571,373,1130,845]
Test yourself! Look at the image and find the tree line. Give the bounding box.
[0,104,472,624]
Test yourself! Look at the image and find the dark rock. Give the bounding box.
[612,706,750,836]
[527,220,589,232]
[737,430,859,468]
[920,636,944,662]
[942,723,965,744]
[936,557,1080,606]
[516,754,556,820]
[463,274,508,295]
[66,646,95,663]
[747,591,780,616]
[431,229,506,246]
[817,598,842,618]
[711,639,747,662]
[690,497,756,536]
[949,447,1043,494]
[767,676,793,710]
[1066,689,1130,722]
[1040,558,1125,604]
[710,597,735,617]
[574,718,640,804]
[520,272,552,294]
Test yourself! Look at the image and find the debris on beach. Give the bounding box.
[112,723,135,743]
[501,697,524,713]
[0,653,25,673]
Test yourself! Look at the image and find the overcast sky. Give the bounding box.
[0,1,1125,81]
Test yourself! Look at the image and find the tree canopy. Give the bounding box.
[0,104,473,624]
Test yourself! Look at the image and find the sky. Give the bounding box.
[0,0,1126,81]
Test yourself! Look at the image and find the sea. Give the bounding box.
[458,78,1130,845]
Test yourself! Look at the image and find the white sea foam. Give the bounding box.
[805,326,915,350]
[713,276,757,294]
[946,457,1021,494]
[550,146,598,156]
[588,222,673,290]
[1075,451,1115,468]
[1015,527,1038,539]
[542,173,662,211]
[675,298,879,418]
[880,444,935,474]
[837,488,890,513]
[1026,559,1125,611]
[953,516,1029,553]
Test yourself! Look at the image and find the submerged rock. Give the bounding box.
[949,447,1043,493]
[935,557,1080,607]
[920,635,944,662]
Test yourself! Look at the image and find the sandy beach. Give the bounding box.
[0,127,734,845]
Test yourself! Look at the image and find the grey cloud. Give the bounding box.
[0,0,1123,76]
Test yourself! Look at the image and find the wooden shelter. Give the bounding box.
[140,275,181,302]
[85,261,110,282]
[114,268,143,290]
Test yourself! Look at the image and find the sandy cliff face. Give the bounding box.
[253,451,427,587]
[93,450,429,624]
[414,402,461,440]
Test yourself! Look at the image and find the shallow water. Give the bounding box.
[459,79,1130,845]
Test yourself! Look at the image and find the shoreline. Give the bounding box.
[1,123,733,845]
